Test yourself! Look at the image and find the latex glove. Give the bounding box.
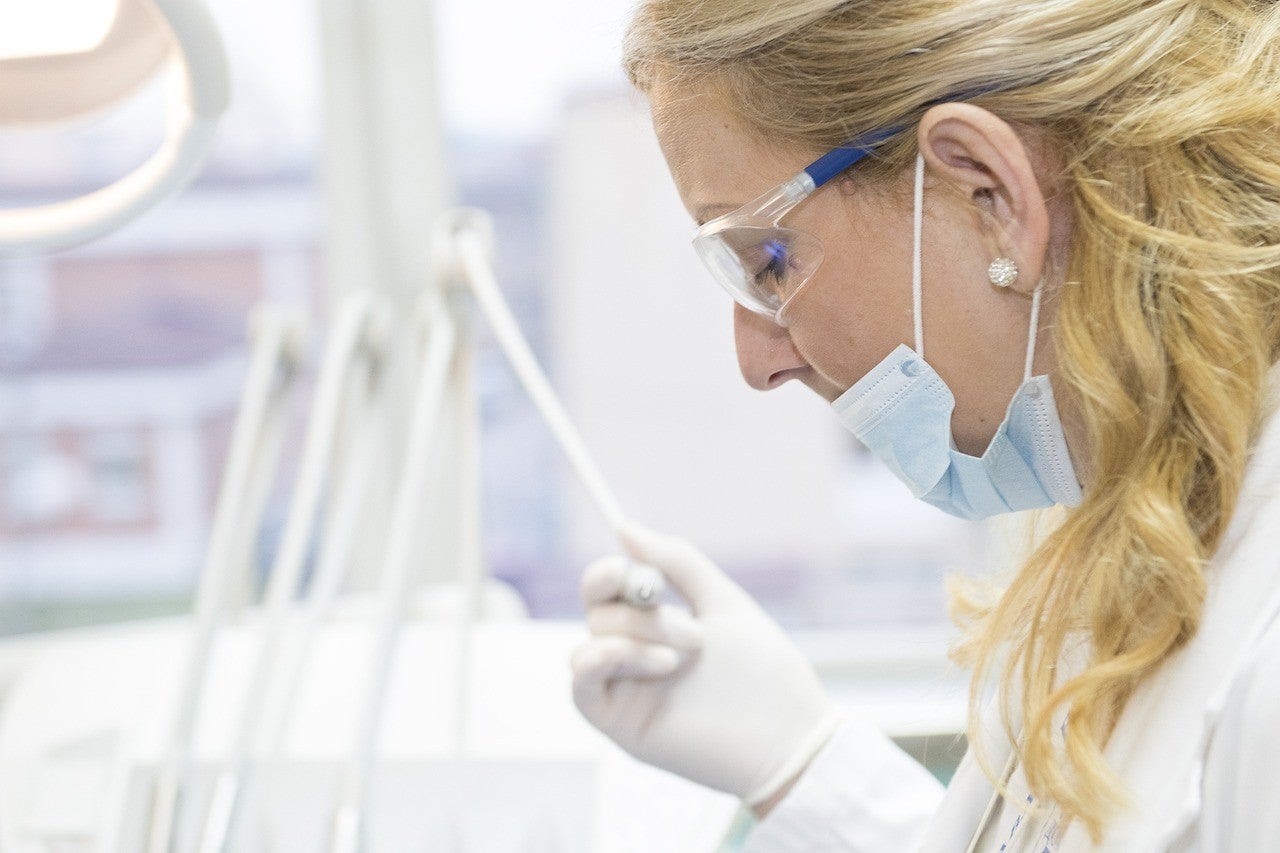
[570,523,844,807]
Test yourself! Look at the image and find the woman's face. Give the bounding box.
[650,84,1078,459]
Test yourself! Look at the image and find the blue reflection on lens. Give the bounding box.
[763,239,788,264]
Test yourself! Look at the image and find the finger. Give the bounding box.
[619,522,728,609]
[585,602,704,650]
[579,556,628,607]
[570,637,681,709]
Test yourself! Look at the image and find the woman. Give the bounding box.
[570,0,1280,849]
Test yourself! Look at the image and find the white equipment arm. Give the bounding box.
[194,294,388,853]
[256,343,388,761]
[327,300,459,853]
[134,306,306,853]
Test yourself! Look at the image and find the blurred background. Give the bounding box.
[0,0,990,637]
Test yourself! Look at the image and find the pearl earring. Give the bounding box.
[988,257,1019,288]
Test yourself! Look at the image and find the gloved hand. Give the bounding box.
[570,523,844,807]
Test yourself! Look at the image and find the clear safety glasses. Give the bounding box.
[692,125,904,327]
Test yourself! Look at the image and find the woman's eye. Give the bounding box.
[754,238,791,292]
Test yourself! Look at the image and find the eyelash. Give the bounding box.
[756,239,789,284]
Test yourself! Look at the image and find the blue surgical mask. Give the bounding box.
[830,155,1083,520]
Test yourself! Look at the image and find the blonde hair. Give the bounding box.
[625,0,1280,841]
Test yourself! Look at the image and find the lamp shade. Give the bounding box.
[0,0,230,254]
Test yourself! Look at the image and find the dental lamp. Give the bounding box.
[0,0,230,254]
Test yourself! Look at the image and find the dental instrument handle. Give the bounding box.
[453,229,665,609]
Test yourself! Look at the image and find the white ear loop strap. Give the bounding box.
[1024,284,1043,382]
[912,153,926,356]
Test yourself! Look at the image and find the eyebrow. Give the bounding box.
[694,203,738,227]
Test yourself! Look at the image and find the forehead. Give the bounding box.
[649,83,816,219]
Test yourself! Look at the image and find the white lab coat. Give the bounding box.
[744,371,1280,852]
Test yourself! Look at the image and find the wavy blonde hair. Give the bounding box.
[625,0,1280,841]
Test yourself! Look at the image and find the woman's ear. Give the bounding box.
[917,103,1051,291]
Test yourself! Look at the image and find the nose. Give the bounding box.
[733,303,810,390]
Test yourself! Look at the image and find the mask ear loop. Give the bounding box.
[1024,282,1044,381]
[912,153,926,357]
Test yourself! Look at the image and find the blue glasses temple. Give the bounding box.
[802,125,905,188]
[801,84,1006,189]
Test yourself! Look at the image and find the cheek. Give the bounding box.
[786,204,917,389]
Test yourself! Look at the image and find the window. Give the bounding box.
[3,434,84,528]
[0,0,323,629]
[83,431,148,524]
[0,260,51,362]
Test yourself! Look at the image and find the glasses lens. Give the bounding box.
[693,226,824,321]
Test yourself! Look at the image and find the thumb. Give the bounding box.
[619,522,735,612]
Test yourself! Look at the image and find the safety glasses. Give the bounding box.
[692,125,904,327]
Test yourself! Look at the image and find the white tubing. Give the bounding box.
[135,306,305,853]
[454,231,626,532]
[327,303,458,853]
[197,294,382,853]
[450,333,481,755]
[259,354,386,756]
[195,773,238,853]
[452,222,664,609]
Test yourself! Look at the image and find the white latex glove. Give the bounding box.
[571,523,844,807]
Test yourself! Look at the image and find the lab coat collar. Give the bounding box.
[916,693,1016,851]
